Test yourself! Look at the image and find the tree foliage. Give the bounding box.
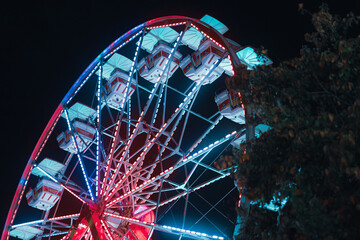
[228,4,360,239]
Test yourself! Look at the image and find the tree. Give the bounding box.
[228,4,360,240]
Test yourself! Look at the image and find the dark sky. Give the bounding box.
[1,0,359,235]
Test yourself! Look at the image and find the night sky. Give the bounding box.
[1,0,359,236]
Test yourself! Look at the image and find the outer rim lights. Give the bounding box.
[147,21,187,30]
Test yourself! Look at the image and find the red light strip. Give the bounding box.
[104,212,153,226]
[83,227,91,240]
[237,91,245,113]
[60,184,86,204]
[100,119,121,195]
[227,55,235,76]
[147,21,187,30]
[238,187,243,207]
[48,213,80,222]
[100,219,114,240]
[11,165,34,226]
[190,23,226,50]
[59,231,71,240]
[35,108,63,160]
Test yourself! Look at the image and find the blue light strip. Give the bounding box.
[128,99,131,138]
[162,225,224,240]
[96,60,102,198]
[64,109,94,201]
[11,219,44,229]
[42,231,70,238]
[152,31,183,125]
[119,35,143,110]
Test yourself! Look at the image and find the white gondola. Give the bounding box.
[180,40,225,84]
[96,53,136,110]
[58,103,96,153]
[220,46,273,75]
[57,120,96,153]
[104,69,136,109]
[214,89,245,124]
[137,26,182,83]
[138,42,182,83]
[26,179,63,211]
[9,226,43,240]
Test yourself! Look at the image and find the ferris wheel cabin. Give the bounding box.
[137,26,182,83]
[57,103,96,153]
[180,39,225,84]
[215,89,245,124]
[24,158,65,211]
[25,179,63,211]
[138,42,182,83]
[96,53,137,110]
[9,226,43,240]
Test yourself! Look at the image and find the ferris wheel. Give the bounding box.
[2,15,271,240]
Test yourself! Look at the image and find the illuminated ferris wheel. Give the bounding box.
[2,15,271,240]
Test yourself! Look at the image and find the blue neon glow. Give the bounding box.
[250,196,289,212]
[236,47,272,70]
[11,220,44,229]
[162,225,224,240]
[34,165,58,183]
